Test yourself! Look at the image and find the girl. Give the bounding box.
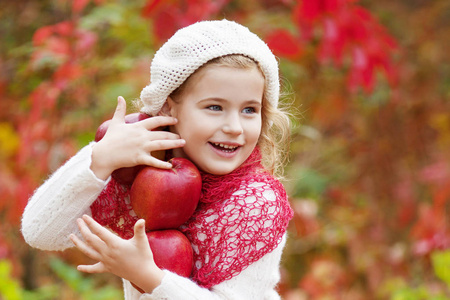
[22,20,293,299]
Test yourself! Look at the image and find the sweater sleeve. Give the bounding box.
[122,234,287,300]
[21,143,108,251]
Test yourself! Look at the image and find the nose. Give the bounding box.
[222,113,243,135]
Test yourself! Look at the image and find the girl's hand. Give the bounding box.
[91,96,185,180]
[69,215,164,293]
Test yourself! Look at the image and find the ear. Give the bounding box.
[157,98,174,117]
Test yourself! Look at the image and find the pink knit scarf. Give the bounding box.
[90,148,293,288]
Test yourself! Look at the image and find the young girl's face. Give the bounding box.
[167,64,265,175]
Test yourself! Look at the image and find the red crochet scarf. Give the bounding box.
[90,148,293,288]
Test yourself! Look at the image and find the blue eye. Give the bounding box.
[207,105,222,111]
[242,107,256,114]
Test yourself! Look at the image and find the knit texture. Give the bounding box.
[21,144,106,251]
[140,20,280,116]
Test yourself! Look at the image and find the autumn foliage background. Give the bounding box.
[1,0,450,299]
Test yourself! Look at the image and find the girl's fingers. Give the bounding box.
[70,234,102,262]
[137,140,186,169]
[144,139,186,153]
[77,262,107,274]
[81,215,117,245]
[77,218,106,251]
[133,220,153,255]
[111,96,127,124]
[133,219,148,241]
[140,115,179,130]
[146,131,183,141]
[141,156,173,169]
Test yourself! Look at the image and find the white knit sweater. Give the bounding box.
[21,143,287,300]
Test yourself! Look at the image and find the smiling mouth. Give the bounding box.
[209,142,240,153]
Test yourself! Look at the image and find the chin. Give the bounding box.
[198,163,241,176]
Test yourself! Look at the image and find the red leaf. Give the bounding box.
[72,0,91,13]
[266,29,302,59]
[420,160,449,186]
[394,179,416,227]
[185,0,215,23]
[347,46,376,92]
[30,82,61,112]
[75,29,97,55]
[318,18,346,65]
[33,26,54,46]
[298,0,322,23]
[54,21,75,37]
[353,6,373,22]
[411,204,446,241]
[141,0,164,18]
[9,176,35,225]
[323,17,339,43]
[323,0,341,14]
[46,36,71,56]
[0,233,9,259]
[433,185,450,210]
[153,8,180,42]
[53,63,83,90]
[206,0,232,14]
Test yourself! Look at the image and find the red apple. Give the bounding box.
[148,229,194,276]
[130,158,202,231]
[131,229,194,292]
[94,112,165,185]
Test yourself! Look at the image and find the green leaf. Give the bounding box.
[48,257,122,299]
[431,250,450,287]
[0,260,22,300]
[49,257,94,293]
[293,167,329,198]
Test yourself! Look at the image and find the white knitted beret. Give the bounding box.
[140,19,279,116]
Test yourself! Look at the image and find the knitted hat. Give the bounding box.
[140,19,280,116]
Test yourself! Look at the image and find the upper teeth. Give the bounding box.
[214,143,237,149]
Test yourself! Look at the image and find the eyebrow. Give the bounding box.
[198,98,262,106]
[245,99,263,107]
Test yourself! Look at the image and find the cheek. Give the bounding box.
[248,120,262,141]
[174,117,203,142]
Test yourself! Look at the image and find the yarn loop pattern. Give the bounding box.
[91,180,136,239]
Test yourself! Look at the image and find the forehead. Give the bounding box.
[182,65,265,101]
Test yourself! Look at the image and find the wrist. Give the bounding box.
[133,266,165,294]
[90,143,115,181]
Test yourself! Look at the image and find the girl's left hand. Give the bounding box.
[70,215,164,293]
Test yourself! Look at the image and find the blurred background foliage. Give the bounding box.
[0,0,449,299]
